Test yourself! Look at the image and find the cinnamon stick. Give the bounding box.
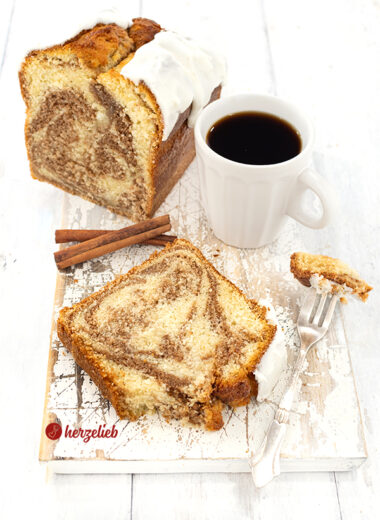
[56,224,171,269]
[54,215,171,269]
[55,229,177,246]
[138,235,177,246]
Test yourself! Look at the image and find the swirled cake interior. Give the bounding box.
[19,19,223,221]
[58,240,276,430]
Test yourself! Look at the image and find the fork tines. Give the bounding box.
[299,290,339,329]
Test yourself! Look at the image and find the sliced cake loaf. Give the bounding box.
[19,19,224,221]
[290,252,372,302]
[57,239,276,430]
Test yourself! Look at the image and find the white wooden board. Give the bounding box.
[40,161,366,473]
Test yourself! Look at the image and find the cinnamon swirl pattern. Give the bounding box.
[26,84,148,220]
[58,240,276,430]
[19,19,222,222]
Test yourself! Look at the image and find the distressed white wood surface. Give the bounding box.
[0,0,379,519]
[41,174,366,473]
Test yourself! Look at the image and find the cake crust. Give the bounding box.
[128,17,161,49]
[19,23,135,103]
[57,240,276,430]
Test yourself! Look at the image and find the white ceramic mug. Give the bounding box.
[194,94,339,248]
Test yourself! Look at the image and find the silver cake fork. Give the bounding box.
[250,289,339,488]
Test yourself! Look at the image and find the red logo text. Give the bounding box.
[64,424,118,443]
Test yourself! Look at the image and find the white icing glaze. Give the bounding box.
[120,31,226,140]
[254,300,288,402]
[24,6,131,53]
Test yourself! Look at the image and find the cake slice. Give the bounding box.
[57,239,276,430]
[290,252,372,302]
[19,19,224,221]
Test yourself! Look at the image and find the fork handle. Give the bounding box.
[251,419,287,487]
[250,349,308,487]
[277,348,308,415]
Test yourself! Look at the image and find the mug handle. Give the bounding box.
[286,168,339,228]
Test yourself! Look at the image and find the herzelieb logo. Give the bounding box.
[65,424,118,443]
[45,422,62,440]
[45,422,118,443]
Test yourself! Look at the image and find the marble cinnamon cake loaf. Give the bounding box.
[19,19,224,221]
[57,239,276,430]
[291,252,372,302]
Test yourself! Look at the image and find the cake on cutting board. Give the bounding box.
[19,18,225,221]
[291,252,372,302]
[57,239,279,430]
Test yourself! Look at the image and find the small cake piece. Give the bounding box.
[57,239,276,430]
[290,252,372,302]
[19,18,224,221]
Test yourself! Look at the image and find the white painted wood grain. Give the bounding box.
[0,0,379,519]
[50,474,132,520]
[132,472,343,520]
[263,1,380,519]
[0,0,14,78]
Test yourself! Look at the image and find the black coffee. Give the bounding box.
[206,111,302,165]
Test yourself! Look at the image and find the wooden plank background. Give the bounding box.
[0,0,379,518]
